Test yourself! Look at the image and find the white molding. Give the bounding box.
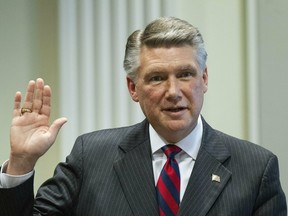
[246,0,260,143]
[59,0,79,159]
[80,0,96,133]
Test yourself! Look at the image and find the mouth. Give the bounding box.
[163,107,187,112]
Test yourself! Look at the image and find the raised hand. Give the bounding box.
[7,78,67,175]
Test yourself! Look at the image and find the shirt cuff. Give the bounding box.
[0,160,34,188]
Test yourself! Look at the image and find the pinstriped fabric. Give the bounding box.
[178,121,287,216]
[78,129,130,215]
[113,125,159,216]
[75,121,158,215]
[156,145,181,216]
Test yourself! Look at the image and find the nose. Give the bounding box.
[166,78,182,101]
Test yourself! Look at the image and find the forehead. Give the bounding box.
[138,45,199,72]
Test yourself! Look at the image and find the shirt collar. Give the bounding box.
[150,115,203,160]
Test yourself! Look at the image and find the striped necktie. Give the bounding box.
[156,144,182,216]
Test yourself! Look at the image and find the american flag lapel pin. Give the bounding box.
[212,174,221,183]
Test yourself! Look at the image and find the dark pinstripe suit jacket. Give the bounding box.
[0,117,286,215]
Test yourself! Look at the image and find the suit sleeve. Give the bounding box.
[253,155,287,215]
[0,174,34,216]
[33,136,83,215]
[0,136,84,216]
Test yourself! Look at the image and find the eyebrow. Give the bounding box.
[175,65,198,74]
[146,64,197,73]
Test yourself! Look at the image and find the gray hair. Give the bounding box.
[123,17,208,82]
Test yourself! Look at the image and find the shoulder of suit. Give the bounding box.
[75,119,148,144]
[214,129,275,159]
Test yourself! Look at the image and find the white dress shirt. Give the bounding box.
[0,160,33,188]
[0,116,203,192]
[150,116,203,201]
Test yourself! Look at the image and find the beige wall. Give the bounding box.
[0,0,287,200]
[257,0,288,202]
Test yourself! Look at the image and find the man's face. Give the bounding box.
[127,45,208,143]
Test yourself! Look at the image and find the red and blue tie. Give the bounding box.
[156,144,182,216]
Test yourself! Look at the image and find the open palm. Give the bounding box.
[7,78,67,175]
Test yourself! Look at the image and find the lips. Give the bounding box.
[164,107,187,112]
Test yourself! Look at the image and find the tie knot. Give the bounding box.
[162,144,182,159]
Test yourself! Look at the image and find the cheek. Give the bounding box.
[192,79,207,93]
[138,86,158,99]
[187,82,205,103]
[138,87,163,107]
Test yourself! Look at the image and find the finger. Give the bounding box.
[48,117,68,142]
[22,80,36,110]
[39,85,52,116]
[32,78,44,113]
[13,91,22,117]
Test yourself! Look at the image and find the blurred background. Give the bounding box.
[0,0,287,204]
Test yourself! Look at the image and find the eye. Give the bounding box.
[145,72,166,84]
[150,75,164,82]
[178,71,194,79]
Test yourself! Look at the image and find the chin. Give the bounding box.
[165,121,190,132]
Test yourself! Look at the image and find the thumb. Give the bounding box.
[48,117,68,141]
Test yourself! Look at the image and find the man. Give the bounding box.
[0,17,286,215]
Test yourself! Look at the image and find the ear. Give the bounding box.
[126,76,139,102]
[202,66,208,93]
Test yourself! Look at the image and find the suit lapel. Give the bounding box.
[179,119,232,216]
[113,120,159,216]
